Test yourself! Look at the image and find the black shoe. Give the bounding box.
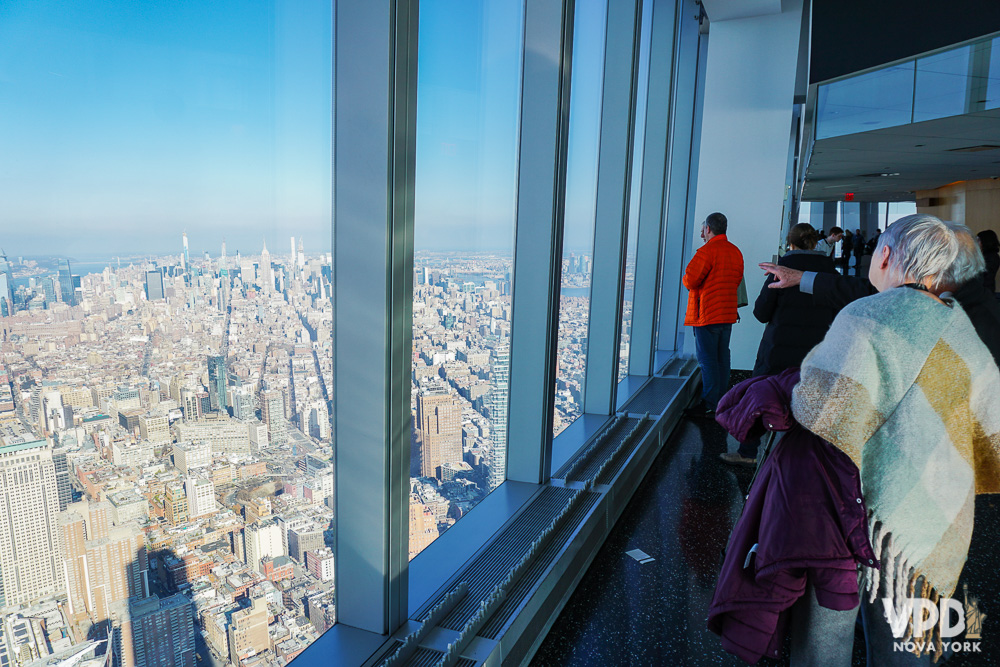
[683,402,716,420]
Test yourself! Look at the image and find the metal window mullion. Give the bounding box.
[505,0,576,485]
[656,0,701,354]
[334,0,417,636]
[628,0,677,378]
[582,0,642,415]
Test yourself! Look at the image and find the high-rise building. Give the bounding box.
[164,484,188,526]
[258,240,273,294]
[227,596,270,665]
[181,232,189,272]
[57,258,75,305]
[232,380,256,421]
[488,345,510,491]
[417,386,463,479]
[144,270,164,301]
[52,446,73,510]
[185,476,215,518]
[0,429,62,606]
[0,249,13,316]
[115,593,195,667]
[207,354,228,413]
[297,237,305,269]
[43,276,57,307]
[261,388,287,446]
[61,501,148,626]
[244,518,284,573]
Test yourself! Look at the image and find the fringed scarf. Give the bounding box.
[792,287,1000,659]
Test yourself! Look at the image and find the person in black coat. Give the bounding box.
[751,226,838,377]
[720,224,838,467]
[978,229,999,294]
[852,228,865,275]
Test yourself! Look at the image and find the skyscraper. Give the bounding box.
[259,240,273,294]
[57,258,75,305]
[60,500,148,626]
[115,593,195,667]
[488,345,510,491]
[417,385,463,479]
[0,249,13,316]
[0,429,63,606]
[261,388,287,445]
[144,269,164,301]
[207,354,228,413]
[181,232,189,272]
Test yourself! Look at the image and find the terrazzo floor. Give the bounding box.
[531,388,1000,666]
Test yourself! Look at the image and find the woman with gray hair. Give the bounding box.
[789,215,1000,665]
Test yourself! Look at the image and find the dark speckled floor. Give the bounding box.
[532,402,1000,666]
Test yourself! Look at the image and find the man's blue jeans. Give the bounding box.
[693,323,732,410]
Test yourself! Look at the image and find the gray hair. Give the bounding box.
[876,214,985,290]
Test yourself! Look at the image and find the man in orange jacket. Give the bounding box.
[683,212,744,418]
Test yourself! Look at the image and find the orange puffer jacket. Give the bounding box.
[683,234,744,327]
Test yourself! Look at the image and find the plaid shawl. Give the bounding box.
[792,287,1000,631]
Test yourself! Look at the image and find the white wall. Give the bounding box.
[687,0,805,369]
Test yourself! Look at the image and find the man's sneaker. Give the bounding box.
[719,452,757,468]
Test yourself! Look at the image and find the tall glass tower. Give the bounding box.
[207,355,228,413]
[57,258,74,305]
[488,344,510,491]
[0,250,13,316]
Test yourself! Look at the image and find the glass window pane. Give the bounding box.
[984,37,1000,109]
[914,46,972,122]
[0,0,334,660]
[553,0,606,437]
[816,63,915,139]
[619,0,654,383]
[409,0,522,558]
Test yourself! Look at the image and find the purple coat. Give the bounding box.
[706,369,878,664]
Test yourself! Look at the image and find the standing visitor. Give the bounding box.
[720,223,837,466]
[682,212,744,418]
[813,227,843,259]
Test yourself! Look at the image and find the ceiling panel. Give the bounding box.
[802,108,1000,201]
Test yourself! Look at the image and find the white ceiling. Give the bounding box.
[801,107,1000,201]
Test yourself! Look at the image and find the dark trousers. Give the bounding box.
[692,323,732,410]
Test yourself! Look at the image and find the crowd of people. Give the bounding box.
[681,211,1000,664]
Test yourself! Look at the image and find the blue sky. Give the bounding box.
[0,0,610,259]
[0,0,332,259]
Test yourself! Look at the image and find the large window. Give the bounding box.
[618,0,655,383]
[553,0,607,437]
[0,1,333,664]
[408,0,523,558]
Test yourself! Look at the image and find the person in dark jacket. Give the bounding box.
[720,224,837,467]
[978,229,999,293]
[752,224,837,376]
[759,227,1000,369]
[840,229,853,272]
[852,228,865,275]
